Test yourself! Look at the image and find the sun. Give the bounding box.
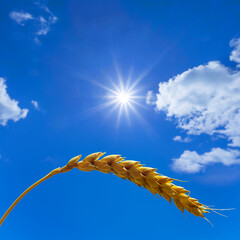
[106,84,138,118]
[113,88,135,106]
[90,66,149,125]
[116,91,131,104]
[103,74,145,125]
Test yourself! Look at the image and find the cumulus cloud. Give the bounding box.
[230,38,240,67]
[31,100,39,110]
[172,148,240,173]
[148,38,240,173]
[0,78,28,126]
[9,11,33,26]
[154,60,240,147]
[173,135,191,143]
[9,4,57,43]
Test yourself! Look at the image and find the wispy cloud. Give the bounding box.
[31,100,39,110]
[9,4,58,43]
[173,135,191,143]
[9,11,33,26]
[148,38,240,173]
[146,90,155,105]
[0,78,28,126]
[172,148,240,173]
[230,38,240,67]
[35,6,58,38]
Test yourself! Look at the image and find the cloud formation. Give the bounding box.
[9,11,33,26]
[148,38,240,173]
[36,6,58,37]
[230,38,240,67]
[155,60,240,147]
[9,4,57,43]
[0,78,28,126]
[173,135,191,143]
[172,148,240,173]
[146,90,155,105]
[31,100,39,110]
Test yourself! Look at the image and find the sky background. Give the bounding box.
[1,0,240,239]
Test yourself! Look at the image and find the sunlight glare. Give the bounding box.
[89,65,151,125]
[116,91,131,104]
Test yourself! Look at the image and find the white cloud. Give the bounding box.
[230,38,240,67]
[173,135,191,143]
[172,148,240,173]
[9,4,58,42]
[154,60,240,147]
[0,78,28,126]
[149,38,240,173]
[146,90,156,105]
[9,11,33,26]
[35,5,58,42]
[36,10,58,37]
[31,100,39,110]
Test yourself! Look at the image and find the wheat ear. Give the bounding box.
[1,152,214,226]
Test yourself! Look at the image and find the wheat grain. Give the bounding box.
[0,152,215,226]
[77,152,212,218]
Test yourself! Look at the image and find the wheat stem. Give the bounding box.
[0,155,82,226]
[0,168,61,226]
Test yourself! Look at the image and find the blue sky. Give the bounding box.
[1,0,240,239]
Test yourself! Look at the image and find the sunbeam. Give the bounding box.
[85,65,153,127]
[103,70,146,125]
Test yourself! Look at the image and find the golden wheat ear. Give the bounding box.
[0,152,226,226]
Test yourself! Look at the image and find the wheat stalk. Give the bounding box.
[0,152,216,226]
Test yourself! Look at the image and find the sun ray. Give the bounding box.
[102,72,145,124]
[89,65,152,126]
